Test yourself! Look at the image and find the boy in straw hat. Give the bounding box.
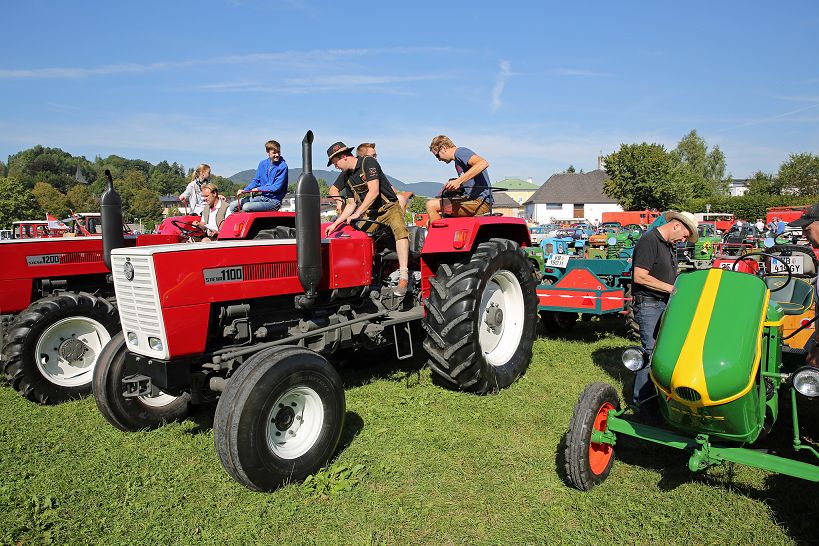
[325,141,410,296]
[631,210,698,408]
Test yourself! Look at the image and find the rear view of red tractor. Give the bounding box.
[93,131,539,491]
[0,174,198,404]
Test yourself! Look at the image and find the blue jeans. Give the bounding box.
[632,296,667,405]
[228,194,281,213]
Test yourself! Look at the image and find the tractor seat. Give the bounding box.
[380,226,425,265]
[767,276,815,315]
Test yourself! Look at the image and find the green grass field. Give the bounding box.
[2,319,816,545]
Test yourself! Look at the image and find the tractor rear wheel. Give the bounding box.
[423,238,538,394]
[3,292,121,404]
[92,332,190,431]
[565,382,620,491]
[213,346,345,491]
[623,284,639,341]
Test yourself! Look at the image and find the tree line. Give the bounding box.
[0,145,246,231]
[603,130,818,217]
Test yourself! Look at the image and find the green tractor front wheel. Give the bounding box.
[565,382,620,491]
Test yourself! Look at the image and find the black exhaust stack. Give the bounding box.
[295,131,321,309]
[101,169,125,271]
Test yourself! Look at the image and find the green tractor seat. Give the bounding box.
[766,276,815,315]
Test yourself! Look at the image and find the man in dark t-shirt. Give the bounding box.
[631,210,698,406]
[325,141,410,296]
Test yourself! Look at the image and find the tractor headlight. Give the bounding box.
[148,337,164,352]
[622,346,648,372]
[126,332,138,346]
[608,236,617,245]
[792,367,819,398]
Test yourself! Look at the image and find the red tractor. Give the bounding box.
[93,132,539,491]
[0,178,200,404]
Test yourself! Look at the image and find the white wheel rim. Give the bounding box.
[266,386,324,460]
[138,391,178,407]
[34,317,111,387]
[478,270,525,367]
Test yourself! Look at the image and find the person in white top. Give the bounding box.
[179,163,210,215]
[754,218,765,234]
[194,183,231,241]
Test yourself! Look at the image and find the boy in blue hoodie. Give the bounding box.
[229,139,288,212]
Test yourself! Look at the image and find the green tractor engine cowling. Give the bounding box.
[650,268,783,443]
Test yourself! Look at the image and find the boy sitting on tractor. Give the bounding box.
[325,141,410,296]
[426,135,494,224]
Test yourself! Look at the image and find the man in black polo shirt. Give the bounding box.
[325,141,410,296]
[631,210,698,406]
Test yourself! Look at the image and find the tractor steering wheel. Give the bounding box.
[731,251,793,293]
[171,219,206,239]
[349,218,388,233]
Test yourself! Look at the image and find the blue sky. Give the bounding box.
[1,1,818,185]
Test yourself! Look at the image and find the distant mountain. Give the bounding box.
[229,168,443,198]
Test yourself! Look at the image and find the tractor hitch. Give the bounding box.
[122,374,152,398]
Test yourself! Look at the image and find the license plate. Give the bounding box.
[546,254,570,268]
[771,255,804,274]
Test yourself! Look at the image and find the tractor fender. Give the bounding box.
[422,216,530,254]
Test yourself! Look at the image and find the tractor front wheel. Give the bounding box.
[3,292,121,404]
[423,238,538,394]
[213,347,345,491]
[92,332,190,431]
[564,382,620,491]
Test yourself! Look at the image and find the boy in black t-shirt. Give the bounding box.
[325,142,410,296]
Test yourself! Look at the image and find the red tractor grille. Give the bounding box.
[60,251,104,264]
[244,262,297,281]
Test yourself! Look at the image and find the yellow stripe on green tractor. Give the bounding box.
[651,268,770,408]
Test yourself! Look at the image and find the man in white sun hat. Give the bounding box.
[631,210,698,407]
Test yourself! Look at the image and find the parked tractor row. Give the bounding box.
[4,137,817,495]
[84,132,539,491]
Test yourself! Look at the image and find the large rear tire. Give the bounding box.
[565,382,620,491]
[3,292,121,404]
[92,332,190,431]
[423,238,538,394]
[623,284,640,341]
[213,347,346,491]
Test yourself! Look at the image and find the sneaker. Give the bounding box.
[394,277,409,297]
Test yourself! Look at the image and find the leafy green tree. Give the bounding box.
[67,185,99,212]
[777,152,819,197]
[0,160,6,177]
[408,196,427,214]
[565,165,576,173]
[32,182,69,216]
[746,170,781,196]
[0,176,39,226]
[95,155,151,180]
[129,187,163,222]
[670,130,727,197]
[603,143,692,210]
[7,145,80,192]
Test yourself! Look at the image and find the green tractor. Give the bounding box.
[677,223,722,270]
[564,258,819,490]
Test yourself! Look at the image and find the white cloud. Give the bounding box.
[547,68,612,77]
[0,47,457,80]
[491,60,512,113]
